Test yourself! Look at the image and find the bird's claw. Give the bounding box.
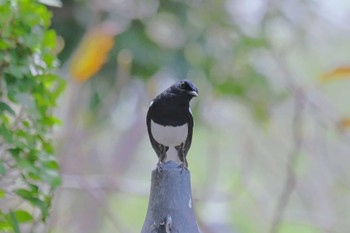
[178,162,188,172]
[156,162,163,173]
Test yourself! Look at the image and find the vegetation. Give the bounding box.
[0,0,64,232]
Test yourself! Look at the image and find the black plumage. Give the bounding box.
[146,80,198,169]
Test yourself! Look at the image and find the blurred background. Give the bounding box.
[48,0,350,232]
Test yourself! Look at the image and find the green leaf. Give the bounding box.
[0,125,13,143]
[43,30,57,48]
[0,161,5,175]
[14,189,49,221]
[30,198,49,221]
[42,116,62,126]
[8,148,22,158]
[28,184,39,195]
[43,142,54,153]
[22,120,31,128]
[52,78,66,99]
[8,210,20,233]
[38,74,59,87]
[0,102,15,115]
[0,221,12,232]
[0,189,5,198]
[11,210,33,223]
[41,169,61,187]
[28,171,41,181]
[15,189,33,200]
[43,160,59,170]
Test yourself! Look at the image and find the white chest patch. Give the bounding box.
[151,120,188,147]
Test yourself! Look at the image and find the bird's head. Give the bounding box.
[172,80,198,99]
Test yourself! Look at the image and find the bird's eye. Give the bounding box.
[179,81,186,89]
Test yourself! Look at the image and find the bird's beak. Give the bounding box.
[188,90,198,97]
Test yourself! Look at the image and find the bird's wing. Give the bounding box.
[184,112,194,156]
[146,105,163,158]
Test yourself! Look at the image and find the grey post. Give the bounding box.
[141,161,200,233]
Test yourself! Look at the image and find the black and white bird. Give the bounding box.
[146,80,198,169]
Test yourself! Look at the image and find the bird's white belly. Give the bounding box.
[151,120,188,146]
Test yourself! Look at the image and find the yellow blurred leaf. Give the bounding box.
[55,35,65,55]
[69,21,118,82]
[337,118,350,131]
[321,67,350,83]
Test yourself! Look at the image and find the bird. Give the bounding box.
[146,80,198,170]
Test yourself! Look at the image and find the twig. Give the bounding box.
[61,174,149,196]
[269,89,305,233]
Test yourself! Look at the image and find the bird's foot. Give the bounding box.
[156,162,164,173]
[178,162,188,172]
[175,143,188,170]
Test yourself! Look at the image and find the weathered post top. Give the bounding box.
[141,161,200,233]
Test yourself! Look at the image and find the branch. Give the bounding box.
[269,89,305,233]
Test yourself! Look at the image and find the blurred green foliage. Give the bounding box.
[52,0,282,123]
[0,0,64,232]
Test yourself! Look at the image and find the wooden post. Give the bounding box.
[141,161,200,233]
